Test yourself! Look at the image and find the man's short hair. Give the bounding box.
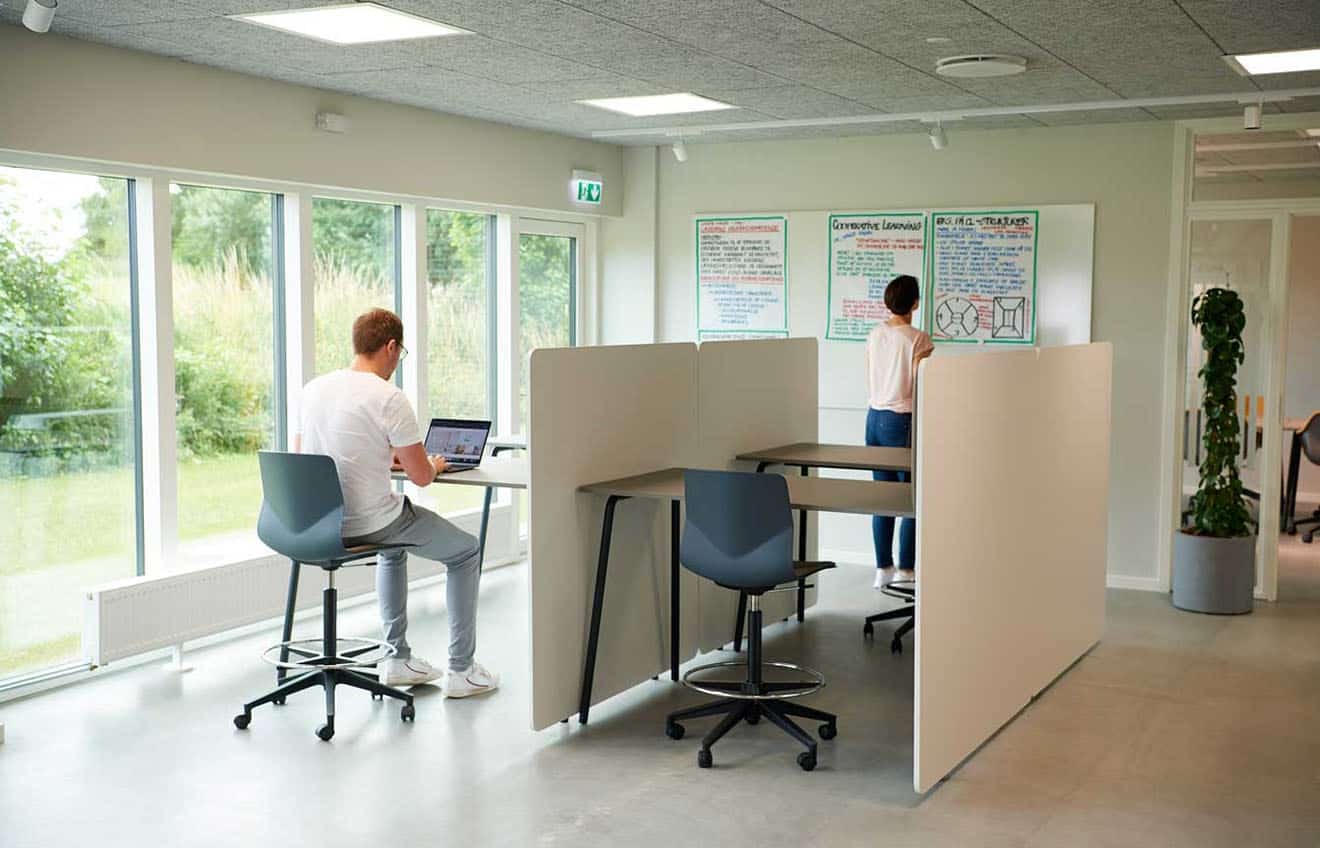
[884,275,921,316]
[352,308,404,356]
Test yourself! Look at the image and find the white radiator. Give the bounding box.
[83,505,517,667]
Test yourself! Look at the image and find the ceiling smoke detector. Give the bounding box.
[935,55,1028,79]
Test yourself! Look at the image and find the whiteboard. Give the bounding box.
[720,204,1094,410]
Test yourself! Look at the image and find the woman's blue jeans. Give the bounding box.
[865,408,914,570]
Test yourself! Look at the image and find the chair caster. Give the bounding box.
[233,713,251,730]
[401,704,416,722]
[273,697,286,706]
[372,693,383,701]
[746,710,760,725]
[1287,526,1297,536]
[891,637,903,655]
[818,722,837,740]
[697,748,713,769]
[1304,532,1314,544]
[863,622,874,638]
[797,751,817,771]
[316,721,335,741]
[665,721,685,740]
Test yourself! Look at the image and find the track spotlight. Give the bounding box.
[1243,102,1262,130]
[22,0,57,33]
[928,122,948,150]
[671,139,688,162]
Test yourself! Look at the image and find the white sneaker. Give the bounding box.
[895,568,916,584]
[873,567,896,589]
[444,662,500,699]
[379,656,443,688]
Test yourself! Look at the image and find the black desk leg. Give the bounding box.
[671,499,680,682]
[477,487,494,572]
[579,495,627,725]
[277,560,301,686]
[1286,433,1303,534]
[797,466,808,622]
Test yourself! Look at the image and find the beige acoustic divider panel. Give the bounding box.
[529,343,700,730]
[913,343,1111,793]
[695,338,820,651]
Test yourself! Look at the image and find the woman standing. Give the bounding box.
[865,274,932,588]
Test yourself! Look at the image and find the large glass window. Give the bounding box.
[518,231,576,426]
[312,198,398,376]
[171,184,280,568]
[0,166,137,679]
[413,210,492,517]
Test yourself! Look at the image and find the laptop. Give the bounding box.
[423,418,492,473]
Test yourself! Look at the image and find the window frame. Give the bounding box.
[0,147,595,596]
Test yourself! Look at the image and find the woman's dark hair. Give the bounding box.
[884,275,921,316]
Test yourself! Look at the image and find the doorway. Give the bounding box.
[1279,215,1320,601]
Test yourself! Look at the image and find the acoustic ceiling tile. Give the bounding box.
[518,76,668,102]
[717,86,875,119]
[1175,0,1320,54]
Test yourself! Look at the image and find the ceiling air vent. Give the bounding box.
[935,55,1028,78]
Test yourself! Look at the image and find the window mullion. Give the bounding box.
[133,175,178,574]
[282,192,314,442]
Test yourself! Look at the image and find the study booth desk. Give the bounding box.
[575,467,913,724]
[391,453,528,568]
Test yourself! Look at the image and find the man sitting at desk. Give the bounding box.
[294,308,499,698]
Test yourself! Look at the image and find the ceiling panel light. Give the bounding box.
[577,93,735,117]
[232,3,469,45]
[1226,48,1320,76]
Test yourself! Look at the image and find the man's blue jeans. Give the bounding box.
[865,408,914,570]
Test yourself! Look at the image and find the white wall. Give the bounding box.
[1285,216,1320,422]
[598,147,658,343]
[642,122,1176,583]
[0,27,622,216]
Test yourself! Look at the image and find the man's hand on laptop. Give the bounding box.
[430,455,449,475]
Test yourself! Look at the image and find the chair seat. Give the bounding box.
[716,561,836,594]
[793,561,836,580]
[306,542,415,570]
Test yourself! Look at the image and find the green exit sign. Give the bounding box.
[571,170,603,205]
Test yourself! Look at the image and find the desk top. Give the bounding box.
[489,435,527,451]
[1255,413,1316,433]
[391,455,528,490]
[579,468,913,517]
[737,442,911,472]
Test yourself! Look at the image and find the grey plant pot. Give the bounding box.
[1172,531,1256,615]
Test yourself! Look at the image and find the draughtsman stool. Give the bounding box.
[233,452,417,741]
[863,579,915,654]
[665,469,838,771]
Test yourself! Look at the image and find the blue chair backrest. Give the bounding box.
[256,451,353,564]
[681,469,796,590]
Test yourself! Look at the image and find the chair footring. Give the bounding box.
[681,659,824,700]
[261,636,394,671]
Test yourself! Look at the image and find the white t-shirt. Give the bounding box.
[865,322,934,414]
[298,369,422,537]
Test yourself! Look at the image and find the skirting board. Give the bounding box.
[1105,575,1163,592]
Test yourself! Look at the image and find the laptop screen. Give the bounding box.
[424,418,492,464]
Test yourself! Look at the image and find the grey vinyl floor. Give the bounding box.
[2,541,1318,848]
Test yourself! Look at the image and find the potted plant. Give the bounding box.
[1173,287,1256,614]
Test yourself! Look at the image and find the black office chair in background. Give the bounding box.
[863,579,915,654]
[233,451,417,741]
[665,469,837,771]
[1288,415,1320,544]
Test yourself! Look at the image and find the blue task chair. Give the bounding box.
[233,452,417,741]
[665,470,837,771]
